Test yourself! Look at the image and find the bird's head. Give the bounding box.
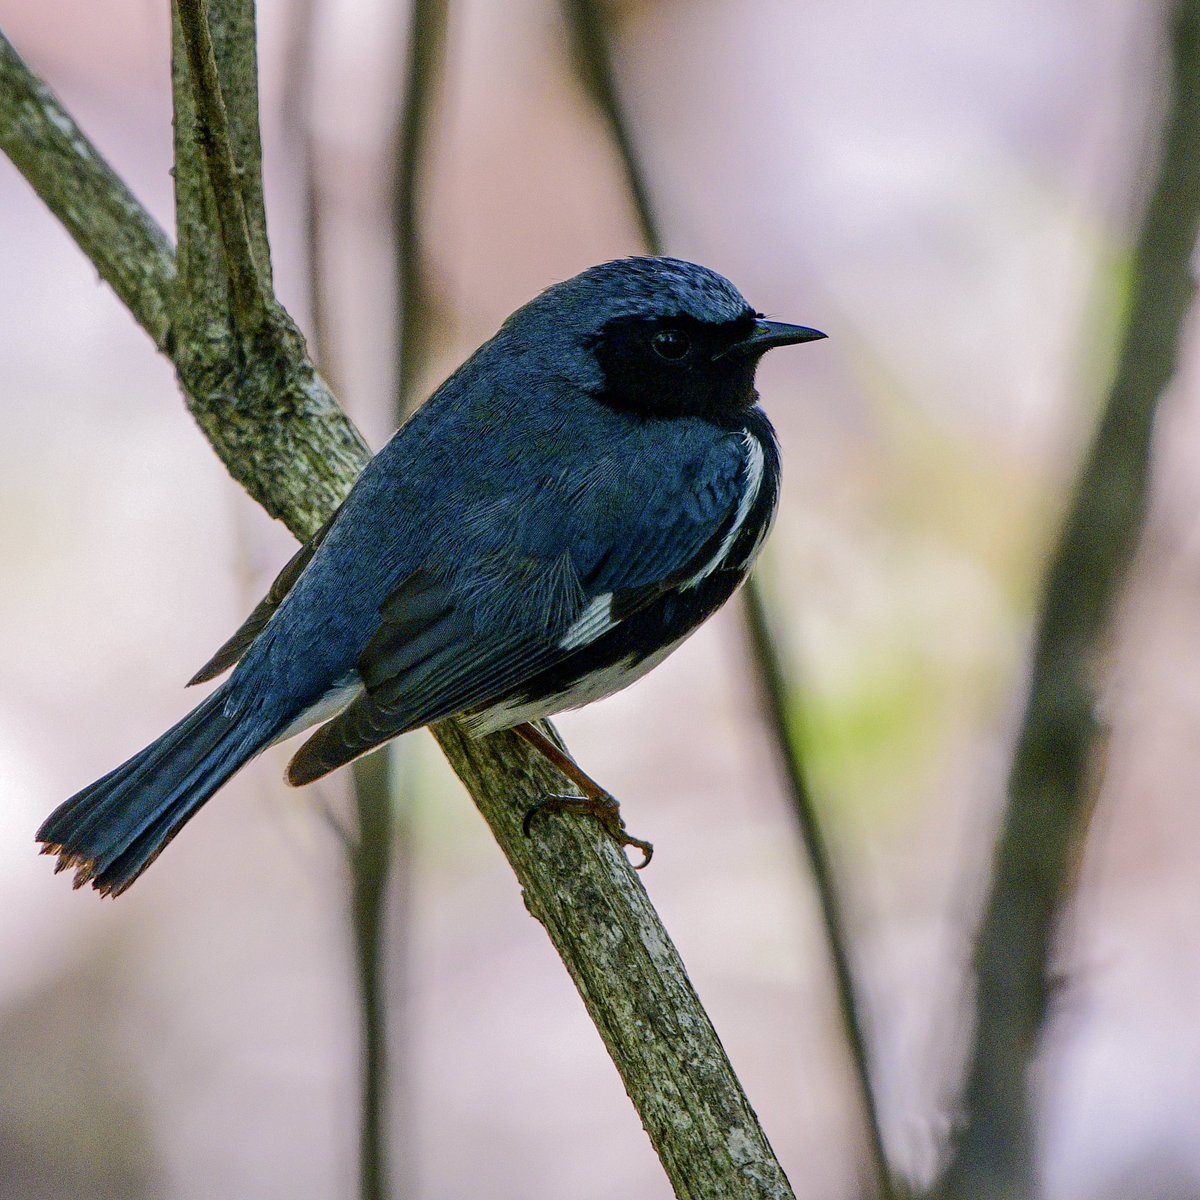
[501,257,825,424]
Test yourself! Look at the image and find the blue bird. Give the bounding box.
[38,257,824,895]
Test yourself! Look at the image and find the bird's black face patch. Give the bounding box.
[586,310,762,424]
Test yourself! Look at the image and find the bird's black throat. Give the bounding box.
[587,310,763,425]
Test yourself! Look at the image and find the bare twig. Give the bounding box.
[349,751,395,1200]
[933,5,1200,1197]
[559,0,661,253]
[0,31,176,350]
[333,5,456,1195]
[392,0,449,418]
[284,3,405,1193]
[4,17,797,1196]
[281,0,339,381]
[560,3,891,1194]
[742,581,892,1197]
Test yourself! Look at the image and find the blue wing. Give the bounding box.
[285,417,762,784]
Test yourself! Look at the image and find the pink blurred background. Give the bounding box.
[2,1,1199,1197]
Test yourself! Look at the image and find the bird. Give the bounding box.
[37,256,825,895]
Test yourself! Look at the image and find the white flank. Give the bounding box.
[271,676,363,744]
[683,431,765,590]
[559,592,615,650]
[466,634,690,736]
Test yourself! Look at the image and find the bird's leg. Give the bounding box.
[513,723,654,868]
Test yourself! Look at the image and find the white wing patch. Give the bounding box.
[483,431,770,735]
[559,592,615,650]
[683,430,765,590]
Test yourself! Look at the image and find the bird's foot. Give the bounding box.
[523,791,654,868]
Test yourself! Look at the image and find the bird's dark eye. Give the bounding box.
[651,329,692,361]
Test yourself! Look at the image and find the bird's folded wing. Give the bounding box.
[285,435,751,786]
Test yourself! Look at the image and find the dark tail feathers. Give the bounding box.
[37,689,255,896]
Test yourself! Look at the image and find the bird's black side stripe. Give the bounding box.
[490,415,780,719]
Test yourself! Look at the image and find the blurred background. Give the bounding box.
[2,0,1199,1197]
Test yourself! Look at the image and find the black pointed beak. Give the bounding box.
[716,319,827,361]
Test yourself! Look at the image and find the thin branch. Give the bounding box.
[349,751,396,1200]
[392,0,449,418]
[334,5,455,1194]
[281,0,338,380]
[173,0,269,328]
[933,4,1200,1197]
[0,30,176,350]
[559,0,661,252]
[3,21,796,1197]
[284,4,405,1193]
[560,3,891,1195]
[742,581,892,1197]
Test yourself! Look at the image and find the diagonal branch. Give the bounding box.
[3,14,797,1197]
[933,3,1200,1196]
[435,721,797,1200]
[559,3,892,1195]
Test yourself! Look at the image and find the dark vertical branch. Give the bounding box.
[349,751,395,1200]
[743,581,892,1198]
[560,3,891,1195]
[284,1,408,1193]
[934,5,1200,1197]
[342,5,453,1194]
[392,0,449,418]
[282,0,338,379]
[329,6,453,1196]
[559,0,661,253]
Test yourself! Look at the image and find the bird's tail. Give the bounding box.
[37,688,257,896]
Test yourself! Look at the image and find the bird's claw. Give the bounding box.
[522,791,654,868]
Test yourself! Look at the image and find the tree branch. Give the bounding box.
[281,0,337,381]
[392,0,448,418]
[169,0,370,536]
[559,0,662,253]
[435,721,796,1200]
[0,29,176,351]
[3,14,796,1197]
[348,748,396,1200]
[742,580,892,1198]
[336,5,455,1194]
[933,4,1200,1196]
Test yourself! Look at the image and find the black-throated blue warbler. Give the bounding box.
[38,257,824,894]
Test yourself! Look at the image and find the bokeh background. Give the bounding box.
[3,0,1199,1197]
